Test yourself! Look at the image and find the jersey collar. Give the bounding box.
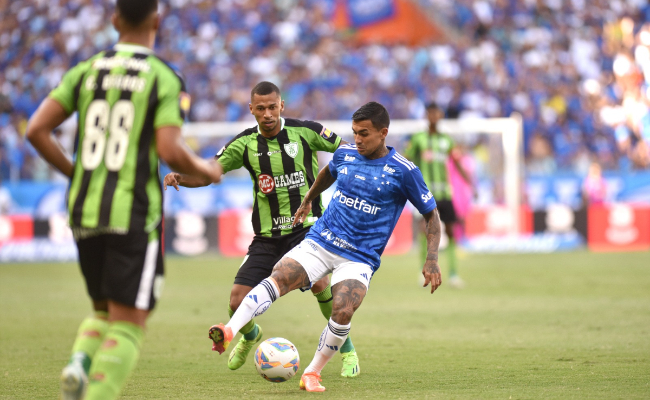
[257,117,285,136]
[114,43,154,55]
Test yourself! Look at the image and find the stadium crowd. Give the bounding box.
[1,0,649,182]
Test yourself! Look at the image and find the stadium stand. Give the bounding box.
[1,0,649,182]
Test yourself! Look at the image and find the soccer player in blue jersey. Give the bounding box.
[208,102,443,392]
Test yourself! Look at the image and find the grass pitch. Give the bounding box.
[1,250,649,399]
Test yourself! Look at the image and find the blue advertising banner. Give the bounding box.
[348,0,395,27]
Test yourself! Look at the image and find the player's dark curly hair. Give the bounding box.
[117,0,158,27]
[352,101,390,130]
[251,81,281,100]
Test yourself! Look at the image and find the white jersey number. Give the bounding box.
[81,99,134,171]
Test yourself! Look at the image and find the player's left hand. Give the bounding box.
[422,260,442,294]
[292,201,312,227]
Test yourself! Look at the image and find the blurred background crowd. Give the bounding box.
[1,0,650,183]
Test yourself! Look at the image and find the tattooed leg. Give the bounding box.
[331,280,367,325]
[302,280,366,376]
[224,257,310,334]
[270,257,311,296]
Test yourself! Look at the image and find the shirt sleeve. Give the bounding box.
[327,148,342,179]
[154,69,186,129]
[215,136,246,173]
[301,120,342,152]
[402,167,437,215]
[48,62,88,114]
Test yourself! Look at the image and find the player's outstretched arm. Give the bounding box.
[157,126,222,185]
[26,98,74,178]
[422,208,442,294]
[163,170,215,191]
[292,164,336,226]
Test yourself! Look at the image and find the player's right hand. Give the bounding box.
[164,172,182,191]
[292,200,312,227]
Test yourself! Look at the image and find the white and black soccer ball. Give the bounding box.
[254,337,300,382]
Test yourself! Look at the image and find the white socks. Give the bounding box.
[226,278,279,334]
[304,319,351,375]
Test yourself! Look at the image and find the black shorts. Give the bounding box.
[234,227,310,288]
[76,225,164,311]
[436,199,458,224]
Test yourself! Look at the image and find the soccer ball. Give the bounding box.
[254,337,300,382]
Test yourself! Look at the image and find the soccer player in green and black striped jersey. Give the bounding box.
[164,82,361,377]
[404,103,473,289]
[26,1,222,399]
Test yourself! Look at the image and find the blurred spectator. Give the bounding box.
[0,0,649,182]
[527,133,557,176]
[582,162,607,205]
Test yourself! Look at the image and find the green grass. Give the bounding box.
[1,251,649,399]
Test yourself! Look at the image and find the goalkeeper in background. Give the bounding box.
[404,103,473,288]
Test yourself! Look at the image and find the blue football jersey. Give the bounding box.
[306,144,437,271]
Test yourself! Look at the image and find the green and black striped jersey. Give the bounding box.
[404,131,454,200]
[49,43,188,235]
[216,117,341,237]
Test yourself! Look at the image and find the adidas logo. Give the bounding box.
[247,294,258,303]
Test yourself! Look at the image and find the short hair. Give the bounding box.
[425,102,440,111]
[251,81,281,100]
[117,0,158,27]
[352,102,390,130]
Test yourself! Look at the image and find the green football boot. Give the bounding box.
[340,350,360,378]
[227,325,263,370]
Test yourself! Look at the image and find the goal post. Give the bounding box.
[182,114,524,235]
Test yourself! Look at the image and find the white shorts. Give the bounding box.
[284,239,373,290]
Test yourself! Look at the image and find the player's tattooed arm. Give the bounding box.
[293,165,336,226]
[331,280,367,325]
[422,208,442,293]
[270,257,312,296]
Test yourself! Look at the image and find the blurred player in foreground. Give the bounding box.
[26,1,222,398]
[164,82,361,377]
[208,101,442,392]
[405,103,473,288]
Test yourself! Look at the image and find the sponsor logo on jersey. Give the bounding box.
[319,127,333,139]
[284,142,299,158]
[258,174,275,194]
[421,191,434,203]
[340,167,348,175]
[332,190,381,215]
[274,171,305,190]
[258,171,306,194]
[319,229,357,250]
[93,56,152,72]
[354,175,366,181]
[344,154,356,162]
[273,216,295,228]
[383,165,396,174]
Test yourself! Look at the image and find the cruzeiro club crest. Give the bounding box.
[284,142,299,158]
